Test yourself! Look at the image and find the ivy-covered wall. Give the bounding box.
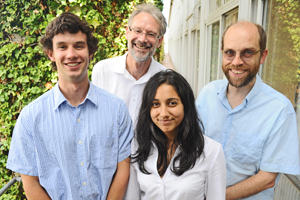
[0,0,163,199]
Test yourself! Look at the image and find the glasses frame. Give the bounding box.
[129,27,161,40]
[222,49,261,61]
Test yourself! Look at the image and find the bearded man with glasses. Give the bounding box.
[196,21,300,200]
[92,3,167,125]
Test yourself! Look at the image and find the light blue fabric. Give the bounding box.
[7,82,133,200]
[196,75,300,200]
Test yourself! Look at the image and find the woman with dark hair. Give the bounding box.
[125,70,226,200]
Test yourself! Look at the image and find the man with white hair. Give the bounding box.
[92,3,167,124]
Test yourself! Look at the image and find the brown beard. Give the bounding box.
[224,68,257,88]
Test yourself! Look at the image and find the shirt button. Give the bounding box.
[77,119,80,122]
[83,182,86,185]
[81,162,84,166]
[78,141,82,144]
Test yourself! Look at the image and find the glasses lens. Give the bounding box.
[224,51,235,60]
[242,50,254,58]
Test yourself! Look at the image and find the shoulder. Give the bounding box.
[93,55,124,70]
[151,58,167,72]
[201,135,224,165]
[15,89,55,128]
[201,79,226,94]
[196,79,226,104]
[21,89,54,114]
[203,135,223,153]
[259,82,295,114]
[91,83,128,113]
[92,83,125,105]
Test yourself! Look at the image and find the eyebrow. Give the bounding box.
[55,41,87,45]
[224,46,256,51]
[152,98,179,101]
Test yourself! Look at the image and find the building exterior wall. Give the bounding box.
[167,0,300,194]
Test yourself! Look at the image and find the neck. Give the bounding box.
[227,77,256,109]
[126,52,151,80]
[58,78,89,107]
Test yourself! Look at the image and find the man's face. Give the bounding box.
[47,31,93,85]
[126,12,163,63]
[222,23,267,88]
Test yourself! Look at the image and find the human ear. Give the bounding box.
[47,49,55,62]
[260,49,268,64]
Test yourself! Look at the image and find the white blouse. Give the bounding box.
[124,135,226,200]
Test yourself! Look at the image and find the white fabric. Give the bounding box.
[92,52,166,124]
[125,135,226,200]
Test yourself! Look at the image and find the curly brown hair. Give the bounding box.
[40,12,99,70]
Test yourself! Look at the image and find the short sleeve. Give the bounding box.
[117,102,134,163]
[260,111,300,175]
[6,108,38,176]
[123,163,142,200]
[205,143,226,200]
[123,140,141,200]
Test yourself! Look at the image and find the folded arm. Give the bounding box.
[226,170,278,200]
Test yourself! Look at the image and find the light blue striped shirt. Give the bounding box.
[196,75,300,200]
[7,82,133,200]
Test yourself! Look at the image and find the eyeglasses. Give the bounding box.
[129,27,160,40]
[222,49,261,61]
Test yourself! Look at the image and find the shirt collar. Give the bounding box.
[217,79,229,103]
[245,74,262,103]
[54,81,98,110]
[217,74,262,107]
[111,52,158,84]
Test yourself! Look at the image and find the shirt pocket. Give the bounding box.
[230,131,264,165]
[91,136,117,169]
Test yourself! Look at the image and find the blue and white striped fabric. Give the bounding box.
[7,82,133,200]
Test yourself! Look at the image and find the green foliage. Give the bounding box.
[0,0,164,198]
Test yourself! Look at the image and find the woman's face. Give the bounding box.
[150,83,184,138]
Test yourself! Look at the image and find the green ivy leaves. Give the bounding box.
[0,0,163,199]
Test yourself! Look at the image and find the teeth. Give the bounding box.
[232,69,245,74]
[136,44,147,49]
[66,63,78,67]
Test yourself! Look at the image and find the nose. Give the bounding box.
[159,105,169,118]
[231,53,244,66]
[66,47,77,59]
[138,32,148,42]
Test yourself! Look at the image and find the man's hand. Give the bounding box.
[226,170,278,200]
[21,174,51,200]
[106,157,130,200]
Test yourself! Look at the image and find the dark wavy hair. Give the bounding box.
[40,12,99,70]
[132,70,205,176]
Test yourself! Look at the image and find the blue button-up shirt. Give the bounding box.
[7,82,133,200]
[196,75,300,199]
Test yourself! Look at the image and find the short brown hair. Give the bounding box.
[221,21,266,56]
[40,12,99,70]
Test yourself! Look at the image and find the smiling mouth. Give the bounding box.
[135,44,148,49]
[231,69,246,74]
[66,63,80,67]
[158,119,173,124]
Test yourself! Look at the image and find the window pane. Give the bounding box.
[210,21,220,81]
[262,0,300,141]
[210,0,222,14]
[225,9,238,28]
